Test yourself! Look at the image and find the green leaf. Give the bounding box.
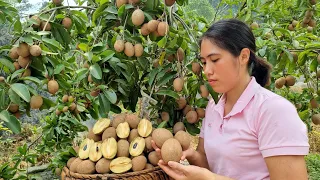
[157,37,167,48]
[154,90,180,100]
[54,64,65,74]
[98,93,110,117]
[20,76,41,84]
[106,6,118,14]
[0,110,21,134]
[104,89,117,104]
[90,63,102,79]
[148,68,159,86]
[75,68,88,82]
[185,123,200,136]
[92,3,109,26]
[42,37,61,50]
[100,50,115,63]
[157,121,167,128]
[0,58,15,72]
[37,31,51,36]
[204,82,218,104]
[10,69,25,80]
[11,83,30,103]
[110,104,122,114]
[118,5,126,19]
[8,88,21,105]
[310,59,318,72]
[13,19,22,33]
[157,71,176,87]
[78,43,89,52]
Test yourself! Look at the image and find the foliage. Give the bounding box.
[305,153,320,180]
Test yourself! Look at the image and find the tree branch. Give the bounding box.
[38,6,96,16]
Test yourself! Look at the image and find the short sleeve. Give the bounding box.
[257,96,310,158]
[199,97,215,138]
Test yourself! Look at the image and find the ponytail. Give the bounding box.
[249,51,272,87]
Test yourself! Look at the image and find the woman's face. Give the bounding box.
[200,38,242,93]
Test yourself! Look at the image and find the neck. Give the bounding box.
[225,75,251,106]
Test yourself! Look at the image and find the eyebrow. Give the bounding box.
[200,53,220,60]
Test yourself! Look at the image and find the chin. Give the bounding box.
[211,86,226,94]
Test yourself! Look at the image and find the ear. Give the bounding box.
[239,48,250,65]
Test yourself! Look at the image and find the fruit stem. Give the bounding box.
[37,6,96,17]
[42,10,56,32]
[122,13,129,40]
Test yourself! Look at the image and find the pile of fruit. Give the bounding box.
[66,113,191,175]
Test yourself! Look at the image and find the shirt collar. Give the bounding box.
[214,76,261,118]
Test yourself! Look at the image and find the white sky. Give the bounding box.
[23,0,77,14]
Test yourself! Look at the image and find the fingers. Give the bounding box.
[158,160,184,180]
[151,140,162,159]
[167,161,188,174]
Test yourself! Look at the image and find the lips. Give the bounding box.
[208,79,217,85]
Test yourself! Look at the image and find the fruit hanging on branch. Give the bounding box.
[131,9,145,26]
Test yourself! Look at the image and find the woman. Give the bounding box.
[152,19,310,180]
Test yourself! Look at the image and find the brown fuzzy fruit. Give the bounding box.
[125,114,140,129]
[275,77,286,89]
[13,62,20,70]
[40,21,51,31]
[30,95,43,109]
[192,62,201,75]
[22,68,31,77]
[312,114,320,125]
[93,118,111,135]
[110,157,132,174]
[157,22,169,36]
[174,131,190,150]
[176,48,185,62]
[285,75,295,86]
[112,113,126,128]
[29,45,42,57]
[62,106,68,112]
[173,78,184,92]
[196,108,205,118]
[308,19,316,27]
[128,129,139,143]
[128,0,140,4]
[129,137,145,157]
[305,10,314,17]
[87,129,102,142]
[200,85,209,98]
[145,163,154,169]
[176,97,187,110]
[137,119,153,137]
[173,122,185,134]
[0,76,4,83]
[31,16,41,28]
[134,44,143,57]
[17,43,30,58]
[68,96,74,103]
[165,0,175,6]
[161,112,170,121]
[147,20,160,32]
[79,138,94,159]
[67,157,76,168]
[116,0,128,8]
[292,20,299,27]
[102,127,117,141]
[140,23,150,36]
[310,98,318,109]
[291,52,298,62]
[186,110,198,124]
[102,137,118,159]
[52,0,63,6]
[83,61,89,68]
[117,139,130,157]
[250,22,259,29]
[9,104,19,113]
[132,156,147,172]
[152,128,173,148]
[96,158,111,174]
[161,138,182,164]
[183,105,192,115]
[62,95,68,103]
[114,40,125,53]
[76,160,96,174]
[124,42,135,57]
[144,136,153,152]
[69,158,83,173]
[18,56,31,68]
[288,24,294,31]
[48,80,59,95]
[310,0,317,5]
[90,89,100,97]
[9,47,19,59]
[307,26,313,32]
[62,17,72,29]
[132,9,145,26]
[55,109,61,115]
[148,151,160,166]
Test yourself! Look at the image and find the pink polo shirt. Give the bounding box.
[199,77,309,180]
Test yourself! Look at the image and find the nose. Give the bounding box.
[203,61,214,77]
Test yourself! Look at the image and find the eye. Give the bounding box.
[212,58,219,63]
[201,61,206,65]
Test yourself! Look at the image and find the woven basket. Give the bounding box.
[62,166,170,180]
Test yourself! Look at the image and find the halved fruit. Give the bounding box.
[110,157,132,174]
[89,142,103,162]
[93,118,111,135]
[101,137,118,159]
[129,137,145,157]
[78,138,94,159]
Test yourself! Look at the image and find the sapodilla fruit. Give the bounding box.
[132,9,145,26]
[96,158,111,174]
[137,119,152,137]
[52,0,63,6]
[22,68,31,77]
[173,78,184,92]
[48,80,59,95]
[78,138,94,159]
[148,151,159,166]
[29,45,42,57]
[312,114,320,125]
[9,104,19,113]
[112,113,126,128]
[134,44,143,57]
[176,48,185,62]
[161,111,170,121]
[147,20,160,32]
[176,97,187,110]
[128,0,140,4]
[76,160,96,174]
[101,137,118,159]
[161,138,182,164]
[0,76,4,82]
[308,19,316,27]
[292,20,299,27]
[200,85,209,98]
[116,0,128,8]
[67,157,76,168]
[93,118,111,135]
[186,110,198,124]
[275,77,286,89]
[310,98,318,109]
[13,62,20,70]
[114,40,125,53]
[117,139,130,157]
[40,21,51,31]
[140,23,150,36]
[132,156,147,172]
[110,157,132,174]
[62,106,68,112]
[183,105,192,115]
[18,56,31,68]
[30,95,43,109]
[62,95,68,103]
[192,62,201,75]
[69,158,83,172]
[250,22,259,29]
[116,122,130,139]
[174,131,190,150]
[9,47,19,59]
[152,128,173,148]
[288,24,294,31]
[196,108,205,118]
[128,129,139,143]
[173,122,185,134]
[31,16,41,28]
[62,17,72,29]
[129,137,145,157]
[307,26,313,32]
[87,129,102,142]
[285,75,295,86]
[145,163,154,169]
[17,42,30,58]
[157,21,169,36]
[102,127,117,141]
[89,142,103,162]
[144,136,153,152]
[125,113,140,129]
[165,0,175,6]
[124,42,134,57]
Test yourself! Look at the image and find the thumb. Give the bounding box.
[167,161,187,173]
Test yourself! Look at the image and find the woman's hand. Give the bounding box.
[158,160,215,180]
[151,140,194,161]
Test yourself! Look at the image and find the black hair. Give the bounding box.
[199,19,272,87]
